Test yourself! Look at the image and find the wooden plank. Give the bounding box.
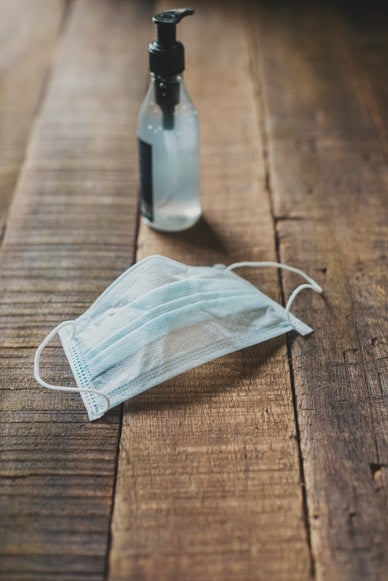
[0,0,151,578]
[252,2,388,580]
[338,1,388,158]
[108,1,313,579]
[0,0,66,244]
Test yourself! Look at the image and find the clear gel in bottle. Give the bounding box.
[138,8,201,232]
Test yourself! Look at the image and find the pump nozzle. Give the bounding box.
[149,8,194,77]
[153,8,194,47]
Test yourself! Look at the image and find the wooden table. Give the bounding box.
[1,1,387,579]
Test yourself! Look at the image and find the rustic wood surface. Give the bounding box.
[0,1,386,580]
[0,0,65,245]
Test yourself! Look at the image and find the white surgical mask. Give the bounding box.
[34,255,322,421]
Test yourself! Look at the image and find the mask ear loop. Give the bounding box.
[225,261,323,326]
[34,320,110,415]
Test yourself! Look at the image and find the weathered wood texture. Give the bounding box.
[0,0,65,243]
[252,2,388,580]
[108,1,313,579]
[0,1,387,580]
[339,1,388,158]
[0,0,150,578]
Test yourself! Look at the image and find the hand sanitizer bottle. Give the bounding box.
[137,8,201,232]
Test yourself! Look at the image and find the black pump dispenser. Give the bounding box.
[149,8,194,77]
[149,8,194,130]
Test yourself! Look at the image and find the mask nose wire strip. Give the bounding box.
[34,320,110,414]
[225,261,323,326]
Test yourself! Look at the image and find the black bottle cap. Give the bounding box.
[149,8,194,77]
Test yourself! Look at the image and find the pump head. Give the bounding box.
[149,8,194,77]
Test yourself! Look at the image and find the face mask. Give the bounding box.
[34,255,322,421]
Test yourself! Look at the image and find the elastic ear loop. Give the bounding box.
[34,320,110,414]
[225,261,323,326]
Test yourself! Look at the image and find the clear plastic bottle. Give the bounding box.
[137,9,201,232]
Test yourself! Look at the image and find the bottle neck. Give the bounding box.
[152,74,182,130]
[151,72,183,83]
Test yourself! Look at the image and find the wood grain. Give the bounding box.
[108,1,312,579]
[338,1,388,159]
[0,0,150,578]
[252,2,388,580]
[0,0,65,244]
[1,1,386,579]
